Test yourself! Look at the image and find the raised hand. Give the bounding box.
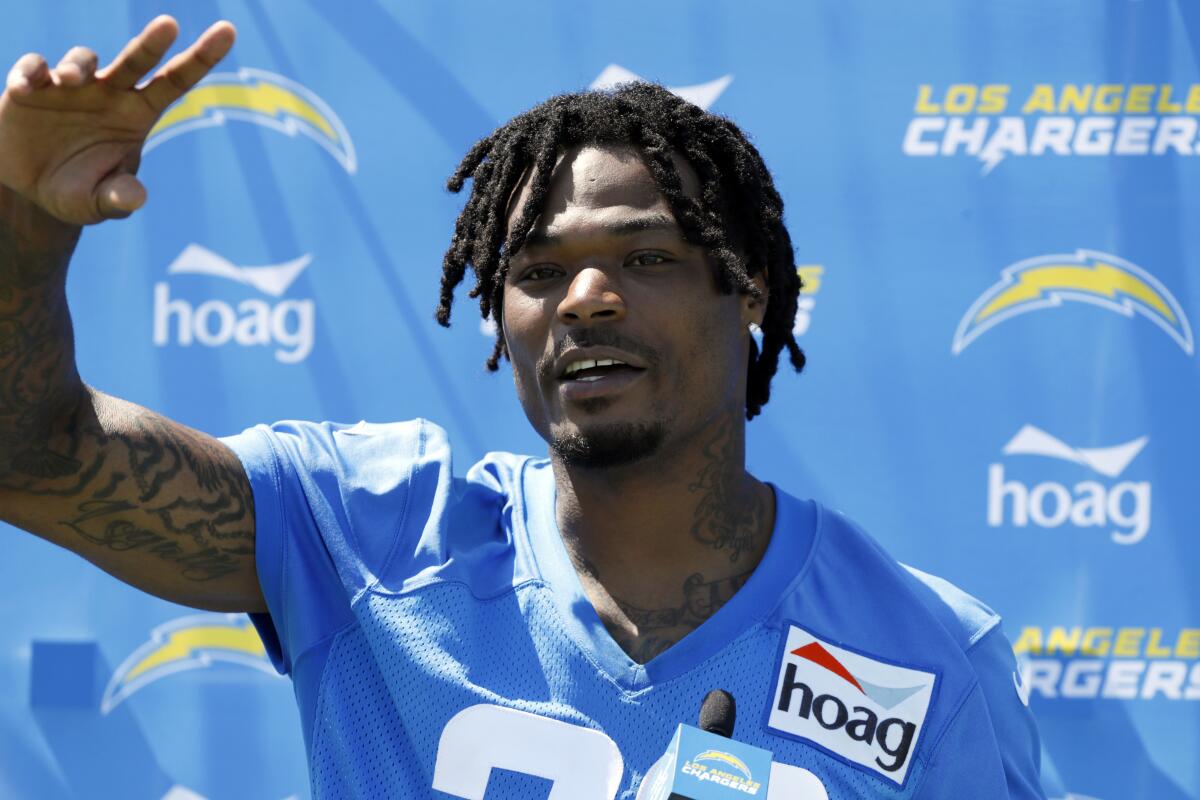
[0,16,235,226]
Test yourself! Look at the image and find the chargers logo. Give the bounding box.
[768,624,936,786]
[145,67,357,174]
[953,250,1193,355]
[1014,624,1200,703]
[794,265,823,336]
[680,748,762,794]
[692,749,753,780]
[590,64,733,110]
[101,615,277,714]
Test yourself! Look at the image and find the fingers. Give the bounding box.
[93,172,147,220]
[52,46,99,88]
[6,52,51,96]
[96,15,179,91]
[140,20,235,113]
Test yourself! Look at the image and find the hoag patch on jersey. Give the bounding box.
[766,623,937,786]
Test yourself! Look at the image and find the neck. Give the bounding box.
[551,408,775,607]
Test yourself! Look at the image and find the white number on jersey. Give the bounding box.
[433,704,624,799]
[433,703,827,799]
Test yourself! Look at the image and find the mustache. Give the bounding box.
[537,328,661,378]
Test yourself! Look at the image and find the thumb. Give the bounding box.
[94,172,146,220]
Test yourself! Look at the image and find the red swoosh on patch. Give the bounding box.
[792,642,865,694]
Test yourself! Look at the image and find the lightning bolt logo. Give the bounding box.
[692,750,753,780]
[145,68,357,173]
[101,614,278,714]
[953,250,1193,355]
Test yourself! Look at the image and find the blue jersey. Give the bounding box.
[222,419,1044,800]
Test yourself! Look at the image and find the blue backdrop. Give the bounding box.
[1,2,1196,798]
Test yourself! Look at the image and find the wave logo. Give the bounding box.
[989,425,1151,545]
[768,625,936,785]
[953,250,1193,355]
[590,64,733,110]
[145,67,357,173]
[101,614,277,714]
[792,642,927,710]
[153,244,316,363]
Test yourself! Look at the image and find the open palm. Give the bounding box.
[0,16,235,225]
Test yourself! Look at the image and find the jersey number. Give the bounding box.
[433,704,828,799]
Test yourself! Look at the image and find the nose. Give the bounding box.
[556,267,625,325]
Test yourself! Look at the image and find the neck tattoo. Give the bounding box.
[687,414,768,563]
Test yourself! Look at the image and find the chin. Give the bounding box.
[549,420,667,469]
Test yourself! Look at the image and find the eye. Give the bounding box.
[516,265,564,283]
[626,251,671,267]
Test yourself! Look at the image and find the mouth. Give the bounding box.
[560,357,644,382]
[555,355,648,402]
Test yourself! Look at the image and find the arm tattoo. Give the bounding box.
[0,197,254,585]
[0,211,81,472]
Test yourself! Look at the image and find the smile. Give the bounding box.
[557,360,646,401]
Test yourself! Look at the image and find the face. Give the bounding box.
[501,145,766,469]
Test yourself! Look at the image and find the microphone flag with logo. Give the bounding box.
[639,689,772,800]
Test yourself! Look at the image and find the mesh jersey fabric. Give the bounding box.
[221,418,1045,800]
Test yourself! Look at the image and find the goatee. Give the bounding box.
[550,422,667,469]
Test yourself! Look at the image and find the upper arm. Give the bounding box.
[967,624,1046,799]
[0,386,264,612]
[921,625,1046,799]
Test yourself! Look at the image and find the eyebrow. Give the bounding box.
[519,213,681,251]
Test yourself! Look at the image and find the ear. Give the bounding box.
[741,268,769,328]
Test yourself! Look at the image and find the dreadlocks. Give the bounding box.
[436,81,805,419]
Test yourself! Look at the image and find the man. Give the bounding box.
[0,16,1043,799]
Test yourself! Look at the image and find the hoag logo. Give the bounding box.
[767,624,936,785]
[988,425,1151,544]
[153,244,315,363]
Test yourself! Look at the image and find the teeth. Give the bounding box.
[564,357,627,377]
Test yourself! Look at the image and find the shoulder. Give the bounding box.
[224,417,535,583]
[235,417,447,471]
[805,506,1000,655]
[899,563,1001,654]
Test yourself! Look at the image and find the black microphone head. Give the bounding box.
[698,689,736,738]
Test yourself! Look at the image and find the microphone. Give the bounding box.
[637,689,773,799]
[698,689,735,738]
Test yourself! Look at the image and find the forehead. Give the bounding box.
[505,144,701,240]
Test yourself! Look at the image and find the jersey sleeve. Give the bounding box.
[220,418,450,675]
[919,623,1046,799]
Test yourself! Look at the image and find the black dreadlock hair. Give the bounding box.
[436,81,805,420]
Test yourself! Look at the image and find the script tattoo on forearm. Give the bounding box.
[61,499,248,582]
[611,568,754,662]
[30,410,253,583]
[0,210,254,584]
[688,414,767,563]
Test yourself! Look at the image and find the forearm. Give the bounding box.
[0,183,86,481]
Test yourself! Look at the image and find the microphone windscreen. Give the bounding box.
[698,689,736,738]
